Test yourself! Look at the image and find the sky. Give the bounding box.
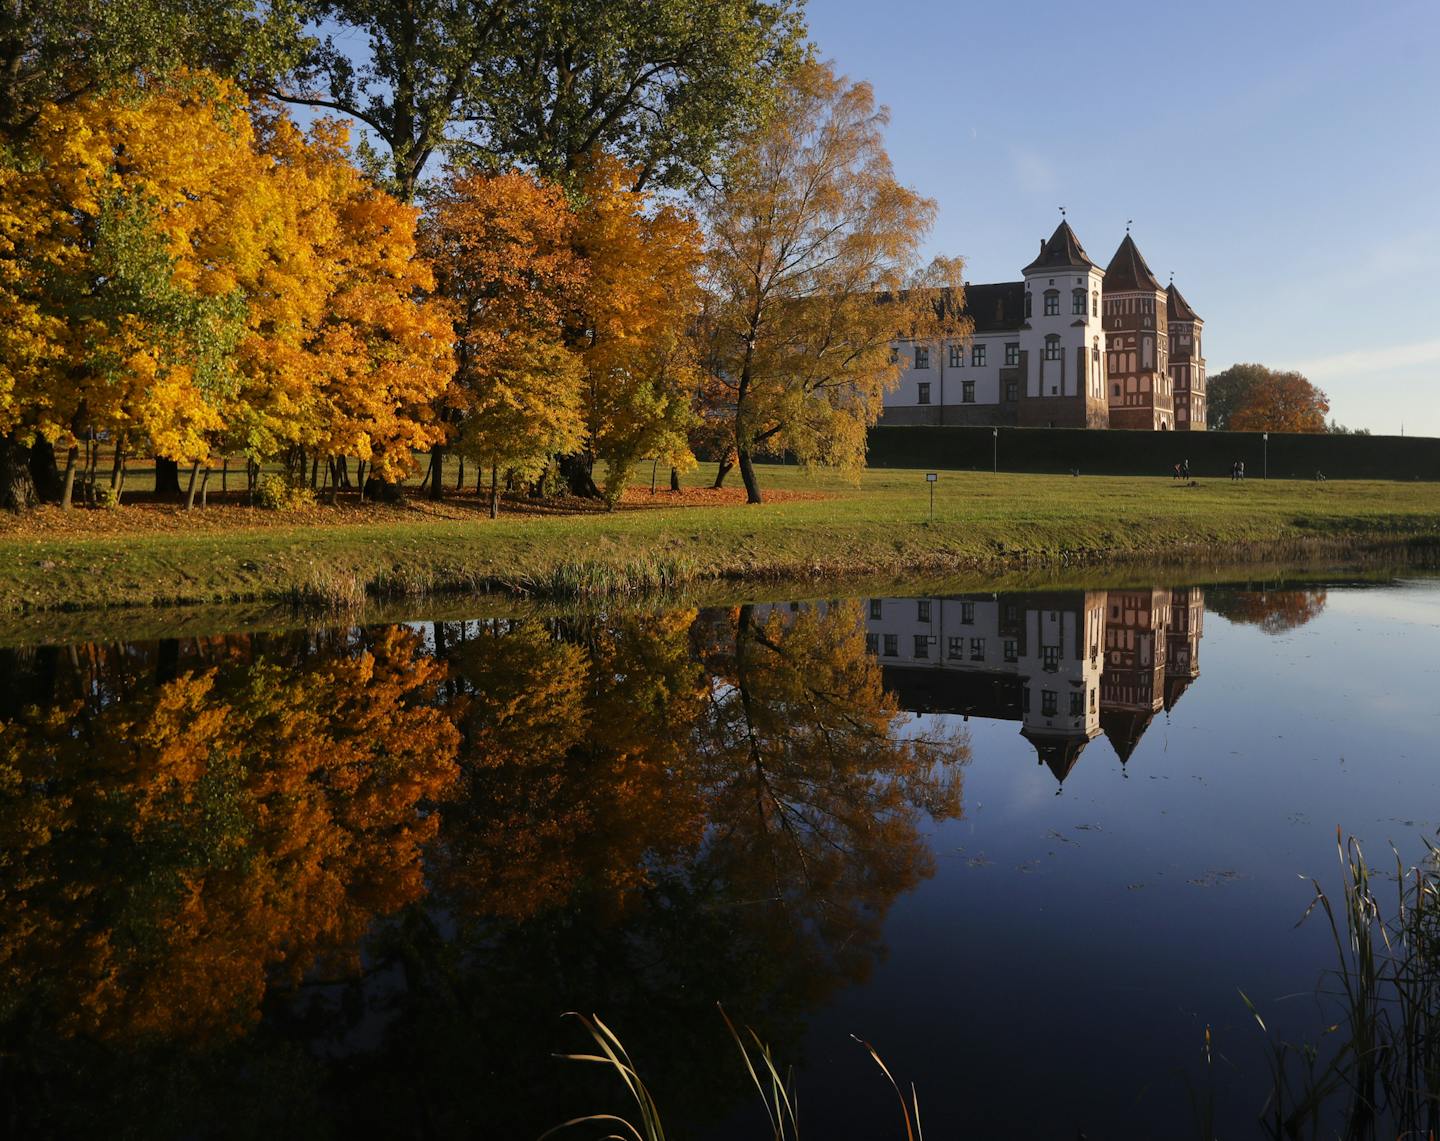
[803,0,1440,436]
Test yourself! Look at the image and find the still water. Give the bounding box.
[2,575,1438,1138]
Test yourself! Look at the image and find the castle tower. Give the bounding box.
[1017,221,1109,429]
[1166,282,1206,431]
[1103,235,1174,430]
[1098,588,1169,763]
[1163,586,1203,711]
[1017,590,1105,784]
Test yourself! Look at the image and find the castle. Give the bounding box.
[880,221,1206,431]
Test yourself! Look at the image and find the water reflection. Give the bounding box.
[0,581,1341,1137]
[0,600,967,1137]
[864,587,1217,781]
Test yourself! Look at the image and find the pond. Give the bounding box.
[2,573,1438,1138]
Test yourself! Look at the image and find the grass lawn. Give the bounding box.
[2,461,1439,614]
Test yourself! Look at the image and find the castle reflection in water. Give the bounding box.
[863,589,1203,782]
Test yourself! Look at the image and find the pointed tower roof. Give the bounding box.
[1162,673,1196,712]
[1023,220,1097,275]
[1166,281,1201,323]
[1104,234,1163,293]
[1100,708,1155,764]
[1021,728,1092,784]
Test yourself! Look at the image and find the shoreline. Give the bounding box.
[3,467,1439,622]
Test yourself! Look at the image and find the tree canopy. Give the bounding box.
[1207,362,1330,433]
[698,61,965,503]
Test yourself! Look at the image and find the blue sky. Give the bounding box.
[805,0,1440,435]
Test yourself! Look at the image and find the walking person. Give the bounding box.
[1182,458,1190,480]
[1238,460,1245,481]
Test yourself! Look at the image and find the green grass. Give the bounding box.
[3,463,1439,616]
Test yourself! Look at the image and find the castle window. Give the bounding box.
[949,344,963,367]
[961,602,975,625]
[1092,290,1099,316]
[1024,292,1032,319]
[883,634,897,657]
[1070,691,1084,716]
[948,636,964,659]
[918,600,931,621]
[1005,342,1020,366]
[1072,289,1085,315]
[865,633,878,654]
[869,599,882,619]
[1041,689,1058,716]
[1003,638,1018,662]
[970,638,986,661]
[890,346,899,364]
[1005,381,1019,401]
[971,344,986,367]
[1113,383,1121,397]
[1043,290,1059,316]
[962,380,975,403]
[1044,334,1063,361]
[917,382,931,405]
[914,346,929,369]
[913,634,929,659]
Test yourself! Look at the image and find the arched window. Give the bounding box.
[1043,290,1059,316]
[1091,340,1100,370]
[1024,292,1032,319]
[1044,334,1062,361]
[1072,289,1085,315]
[1092,290,1099,317]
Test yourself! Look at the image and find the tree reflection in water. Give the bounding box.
[0,601,969,1139]
[1206,585,1328,634]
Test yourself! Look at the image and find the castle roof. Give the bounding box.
[1104,234,1163,293]
[1021,727,1092,784]
[1100,707,1155,764]
[1162,673,1196,712]
[1023,220,1097,275]
[960,281,1026,333]
[1166,281,1201,323]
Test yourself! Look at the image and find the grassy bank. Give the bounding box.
[3,463,1439,615]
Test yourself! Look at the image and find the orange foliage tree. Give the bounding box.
[423,169,587,513]
[566,155,705,504]
[1209,363,1330,433]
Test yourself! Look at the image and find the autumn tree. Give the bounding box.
[1206,586,1328,635]
[423,169,586,512]
[698,62,965,503]
[1207,362,1330,433]
[568,155,704,504]
[0,74,453,511]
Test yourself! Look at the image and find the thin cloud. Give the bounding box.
[1291,338,1440,380]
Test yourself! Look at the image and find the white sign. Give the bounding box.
[925,473,938,483]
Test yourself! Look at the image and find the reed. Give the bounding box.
[546,1005,924,1140]
[1245,830,1440,1139]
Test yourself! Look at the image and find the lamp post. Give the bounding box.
[992,427,998,474]
[1263,432,1268,480]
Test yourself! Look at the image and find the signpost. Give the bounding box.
[1263,432,1269,480]
[926,472,938,521]
[992,427,998,473]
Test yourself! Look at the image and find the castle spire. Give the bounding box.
[1104,233,1163,292]
[1023,219,1097,274]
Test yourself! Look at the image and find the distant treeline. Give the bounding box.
[868,426,1440,481]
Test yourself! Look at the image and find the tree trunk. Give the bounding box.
[738,449,763,504]
[559,451,602,498]
[310,455,319,490]
[455,456,465,490]
[60,445,79,509]
[221,458,228,497]
[28,438,62,502]
[1,434,36,512]
[428,444,445,501]
[199,467,210,509]
[355,460,367,500]
[490,463,499,519]
[713,459,733,489]
[670,466,681,493]
[110,432,128,504]
[155,455,181,496]
[184,461,200,510]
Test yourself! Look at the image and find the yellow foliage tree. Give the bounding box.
[698,62,966,503]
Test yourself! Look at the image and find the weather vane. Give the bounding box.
[1058,205,1066,218]
[1126,218,1133,233]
